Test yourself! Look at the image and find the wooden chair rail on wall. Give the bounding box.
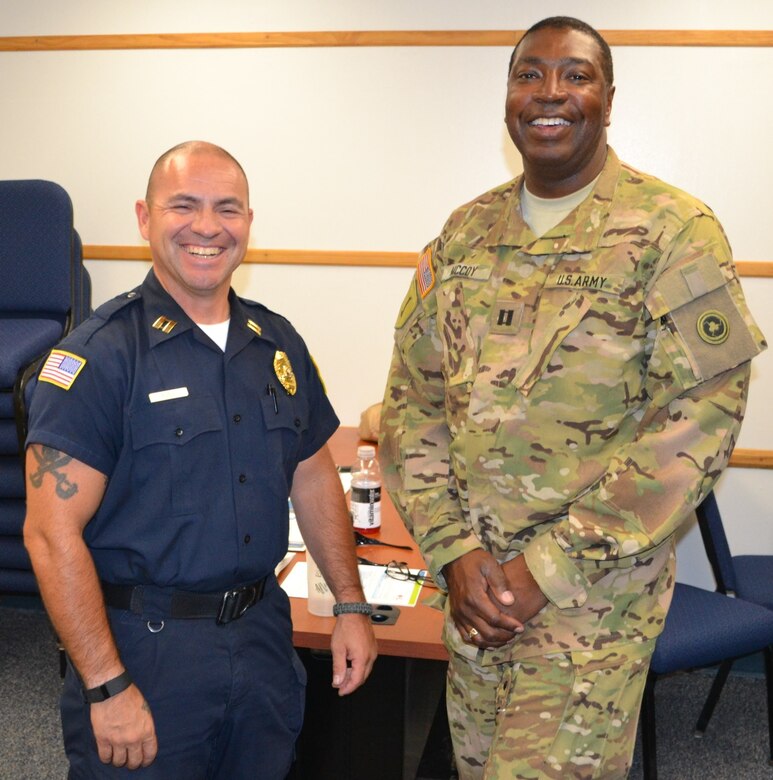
[83,244,773,471]
[0,30,772,52]
[83,246,773,278]
[9,27,769,469]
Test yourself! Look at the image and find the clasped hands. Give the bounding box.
[444,549,548,648]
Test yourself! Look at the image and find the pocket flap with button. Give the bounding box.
[260,391,306,433]
[514,293,592,395]
[130,395,222,450]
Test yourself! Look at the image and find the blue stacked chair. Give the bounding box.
[639,490,773,779]
[0,181,90,595]
[693,491,773,753]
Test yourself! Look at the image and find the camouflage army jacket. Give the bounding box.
[380,148,766,662]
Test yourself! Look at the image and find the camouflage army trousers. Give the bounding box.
[446,639,655,779]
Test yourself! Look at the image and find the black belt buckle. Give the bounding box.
[217,585,258,625]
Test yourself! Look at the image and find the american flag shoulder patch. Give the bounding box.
[39,349,87,390]
[417,247,435,299]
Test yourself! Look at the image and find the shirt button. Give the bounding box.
[175,428,184,437]
[244,535,251,544]
[233,414,241,423]
[294,418,301,428]
[239,474,247,483]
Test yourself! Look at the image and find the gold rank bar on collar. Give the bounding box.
[152,315,177,334]
[247,319,262,336]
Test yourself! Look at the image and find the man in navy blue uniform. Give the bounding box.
[23,140,377,778]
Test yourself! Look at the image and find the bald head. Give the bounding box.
[145,141,249,205]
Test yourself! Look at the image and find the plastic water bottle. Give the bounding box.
[306,550,335,616]
[351,444,381,534]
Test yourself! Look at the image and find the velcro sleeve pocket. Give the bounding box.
[646,255,763,385]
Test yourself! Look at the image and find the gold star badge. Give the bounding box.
[274,351,297,395]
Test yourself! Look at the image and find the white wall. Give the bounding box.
[1,1,771,584]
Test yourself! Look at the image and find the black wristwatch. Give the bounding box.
[84,670,133,703]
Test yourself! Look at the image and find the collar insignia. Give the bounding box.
[274,351,297,396]
[152,316,177,334]
[247,319,262,336]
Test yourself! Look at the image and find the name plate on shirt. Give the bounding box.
[148,387,189,404]
[545,272,624,293]
[441,264,492,282]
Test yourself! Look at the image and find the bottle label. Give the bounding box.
[351,485,382,530]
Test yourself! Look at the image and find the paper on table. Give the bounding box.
[275,551,296,576]
[339,471,353,494]
[287,499,305,551]
[286,472,352,553]
[281,562,423,607]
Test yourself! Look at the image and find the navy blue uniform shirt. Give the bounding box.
[27,270,339,592]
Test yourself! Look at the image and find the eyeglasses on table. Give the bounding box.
[356,557,438,588]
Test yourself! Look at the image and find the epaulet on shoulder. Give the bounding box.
[444,176,518,236]
[93,289,143,322]
[451,177,516,218]
[238,295,292,327]
[620,163,711,220]
[73,290,143,342]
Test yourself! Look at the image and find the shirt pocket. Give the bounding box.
[511,271,634,396]
[512,292,592,395]
[130,394,223,515]
[259,390,306,485]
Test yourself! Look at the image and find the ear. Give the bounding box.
[604,85,615,127]
[135,200,151,240]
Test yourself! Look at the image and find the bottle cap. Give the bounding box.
[357,445,376,460]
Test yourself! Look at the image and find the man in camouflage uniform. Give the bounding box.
[380,16,766,779]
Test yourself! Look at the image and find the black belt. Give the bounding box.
[101,578,267,624]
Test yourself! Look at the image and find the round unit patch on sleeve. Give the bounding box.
[697,310,730,345]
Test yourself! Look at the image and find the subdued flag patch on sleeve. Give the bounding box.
[39,349,87,390]
[417,247,435,299]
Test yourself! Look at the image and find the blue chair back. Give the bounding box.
[695,491,737,594]
[73,229,92,325]
[0,179,82,596]
[0,179,75,317]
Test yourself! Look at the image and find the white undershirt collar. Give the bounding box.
[197,319,230,351]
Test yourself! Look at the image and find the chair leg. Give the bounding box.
[56,637,67,678]
[640,672,658,780]
[694,658,733,736]
[765,646,773,766]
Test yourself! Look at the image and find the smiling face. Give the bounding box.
[505,26,614,198]
[135,144,253,322]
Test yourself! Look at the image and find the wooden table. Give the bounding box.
[285,427,450,780]
[283,426,446,662]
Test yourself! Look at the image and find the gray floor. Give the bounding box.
[1,601,770,779]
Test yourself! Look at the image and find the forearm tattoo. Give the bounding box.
[29,445,79,500]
